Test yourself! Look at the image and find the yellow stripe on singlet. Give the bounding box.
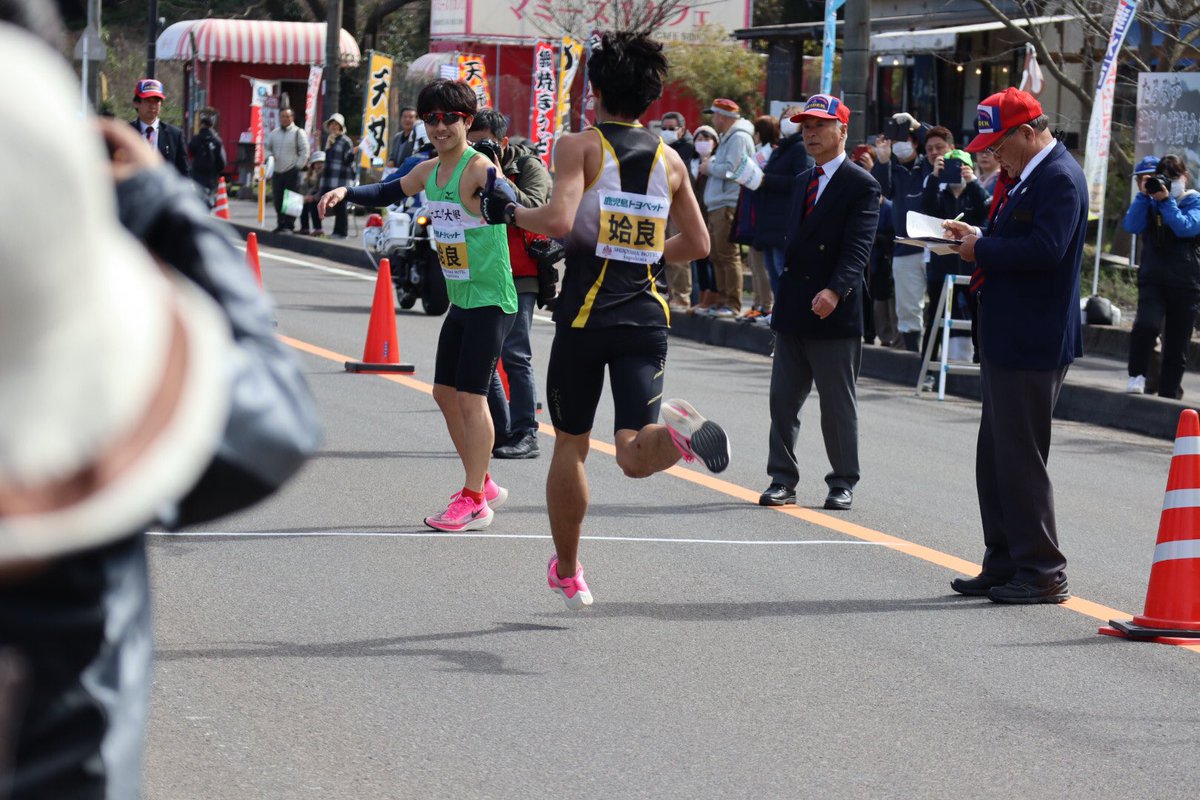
[571,259,609,328]
[646,140,671,325]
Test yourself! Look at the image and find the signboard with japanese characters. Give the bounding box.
[457,54,491,108]
[557,37,583,135]
[360,51,394,168]
[1135,72,1200,183]
[530,41,558,168]
[304,65,323,144]
[429,0,751,45]
[595,190,669,264]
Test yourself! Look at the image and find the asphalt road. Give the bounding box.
[144,242,1200,799]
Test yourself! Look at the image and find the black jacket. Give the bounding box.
[751,133,813,249]
[772,157,881,339]
[920,173,990,279]
[131,119,189,177]
[668,131,695,166]
[872,156,928,257]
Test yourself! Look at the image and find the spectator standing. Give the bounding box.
[690,125,720,311]
[752,105,813,308]
[1124,154,1200,398]
[264,108,310,233]
[466,108,553,459]
[850,143,901,347]
[944,87,1087,604]
[743,115,780,319]
[700,98,755,317]
[299,151,326,236]
[974,147,1002,197]
[919,129,989,362]
[389,106,419,166]
[318,113,357,239]
[187,112,226,203]
[759,95,880,512]
[661,111,696,310]
[872,112,927,350]
[130,78,189,177]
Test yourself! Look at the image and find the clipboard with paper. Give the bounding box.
[896,211,963,256]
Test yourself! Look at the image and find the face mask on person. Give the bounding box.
[780,118,800,137]
[694,140,713,157]
[1170,178,1186,199]
[892,141,915,161]
[660,128,678,144]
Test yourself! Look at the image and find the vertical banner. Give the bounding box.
[821,0,846,95]
[530,41,558,168]
[360,51,394,168]
[304,65,323,142]
[1083,0,1139,216]
[557,37,584,136]
[250,105,264,166]
[581,32,601,128]
[457,53,491,108]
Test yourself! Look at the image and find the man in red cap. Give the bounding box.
[758,94,879,512]
[943,87,1087,605]
[130,78,189,176]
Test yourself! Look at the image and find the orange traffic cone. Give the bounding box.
[213,176,230,220]
[1101,409,1200,645]
[245,232,263,287]
[345,258,415,374]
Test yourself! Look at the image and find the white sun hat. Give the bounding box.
[0,25,233,563]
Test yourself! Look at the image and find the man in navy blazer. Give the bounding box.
[944,88,1086,604]
[130,79,190,177]
[759,94,880,511]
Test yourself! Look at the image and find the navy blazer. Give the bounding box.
[131,119,190,177]
[973,141,1085,370]
[771,156,880,339]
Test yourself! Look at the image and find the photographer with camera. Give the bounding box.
[1124,154,1200,398]
[466,108,555,459]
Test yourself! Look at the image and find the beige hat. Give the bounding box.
[324,112,346,130]
[0,27,233,563]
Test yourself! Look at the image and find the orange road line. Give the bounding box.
[279,333,1200,652]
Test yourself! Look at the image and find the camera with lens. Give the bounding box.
[472,138,504,165]
[526,237,566,310]
[1144,174,1170,194]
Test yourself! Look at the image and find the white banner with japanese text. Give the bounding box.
[1083,0,1138,215]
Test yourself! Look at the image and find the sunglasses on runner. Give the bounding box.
[421,111,467,127]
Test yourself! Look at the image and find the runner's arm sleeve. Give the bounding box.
[345,179,408,206]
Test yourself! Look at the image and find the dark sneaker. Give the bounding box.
[493,430,539,459]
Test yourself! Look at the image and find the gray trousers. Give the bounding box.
[977,335,1069,585]
[767,332,861,491]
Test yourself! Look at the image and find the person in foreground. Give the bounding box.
[943,88,1086,604]
[320,80,517,533]
[478,32,725,609]
[758,94,879,512]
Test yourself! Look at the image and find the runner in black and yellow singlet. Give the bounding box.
[479,32,732,610]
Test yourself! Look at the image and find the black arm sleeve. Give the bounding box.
[345,179,407,207]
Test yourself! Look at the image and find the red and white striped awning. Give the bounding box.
[156,20,361,67]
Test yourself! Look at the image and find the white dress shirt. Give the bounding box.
[138,120,158,150]
[813,150,847,206]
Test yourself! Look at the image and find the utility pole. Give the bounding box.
[75,0,105,112]
[843,0,871,144]
[325,0,344,124]
[146,0,158,78]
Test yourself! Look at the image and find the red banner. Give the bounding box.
[529,41,558,168]
[250,105,263,166]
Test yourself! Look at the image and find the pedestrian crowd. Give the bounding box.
[0,2,1192,794]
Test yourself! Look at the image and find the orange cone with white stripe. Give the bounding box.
[344,258,415,374]
[1101,409,1200,645]
[213,176,230,220]
[245,232,263,287]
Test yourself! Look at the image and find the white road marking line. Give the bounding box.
[235,245,374,281]
[148,530,911,546]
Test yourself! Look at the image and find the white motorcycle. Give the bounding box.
[363,193,449,316]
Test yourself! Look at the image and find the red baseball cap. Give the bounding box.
[134,78,165,100]
[966,87,1042,153]
[790,94,851,125]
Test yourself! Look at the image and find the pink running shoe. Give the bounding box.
[424,493,493,532]
[661,398,731,473]
[547,556,593,609]
[451,475,508,510]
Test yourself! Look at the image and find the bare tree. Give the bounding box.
[529,0,703,40]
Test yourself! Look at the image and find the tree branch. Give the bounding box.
[364,0,423,48]
[972,0,1092,108]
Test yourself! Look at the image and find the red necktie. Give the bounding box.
[969,177,1020,294]
[805,166,824,217]
[145,126,154,143]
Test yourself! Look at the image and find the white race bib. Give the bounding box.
[595,190,669,264]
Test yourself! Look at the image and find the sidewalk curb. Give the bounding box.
[230,221,376,271]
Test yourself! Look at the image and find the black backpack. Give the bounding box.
[191,129,226,175]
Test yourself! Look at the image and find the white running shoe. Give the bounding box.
[661,399,731,473]
[1126,375,1146,394]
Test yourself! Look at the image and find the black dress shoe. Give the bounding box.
[493,430,540,459]
[823,487,852,510]
[950,573,1010,597]
[988,578,1070,605]
[759,483,796,506]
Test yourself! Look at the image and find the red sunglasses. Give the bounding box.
[421,111,467,127]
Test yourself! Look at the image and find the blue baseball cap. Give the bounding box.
[1133,156,1160,176]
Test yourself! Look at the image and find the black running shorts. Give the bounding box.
[546,326,669,435]
[433,305,516,395]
